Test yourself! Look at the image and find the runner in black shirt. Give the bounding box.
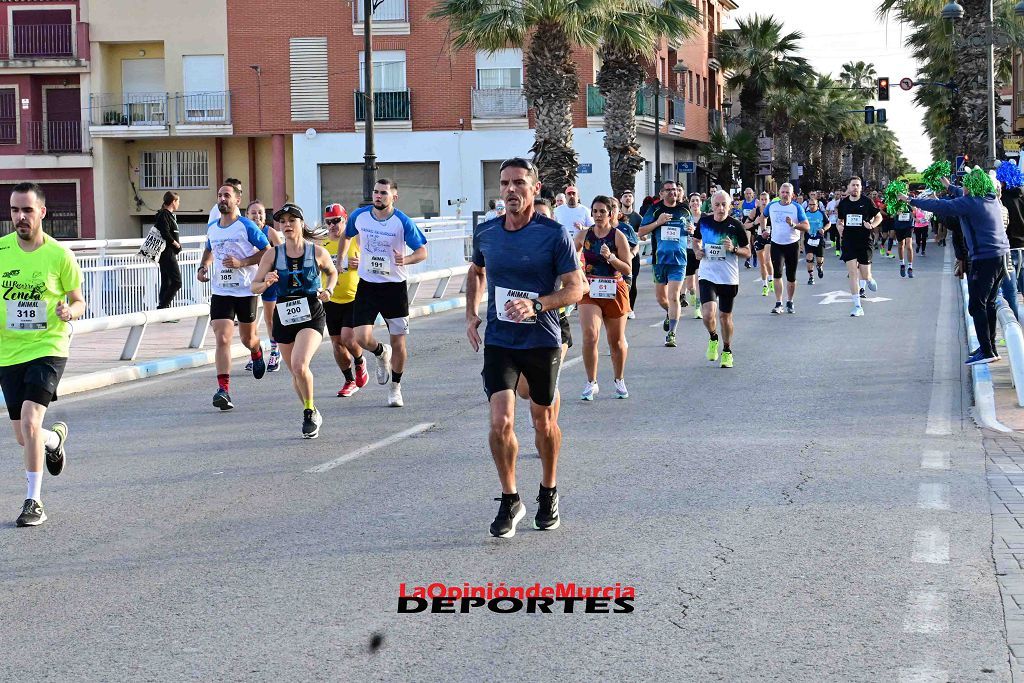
[837,176,882,317]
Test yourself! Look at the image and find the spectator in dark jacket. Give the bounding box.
[154,191,182,310]
[905,173,1010,365]
[1002,184,1024,295]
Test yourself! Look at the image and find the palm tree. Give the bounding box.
[717,14,814,187]
[431,0,607,192]
[838,60,878,98]
[699,128,757,190]
[596,0,699,196]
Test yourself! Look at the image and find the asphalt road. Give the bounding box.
[0,245,1008,682]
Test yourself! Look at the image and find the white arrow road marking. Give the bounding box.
[813,290,892,304]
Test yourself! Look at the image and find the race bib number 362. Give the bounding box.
[6,300,46,331]
[495,286,539,324]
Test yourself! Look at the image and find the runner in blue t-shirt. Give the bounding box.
[803,196,828,285]
[466,157,585,539]
[638,180,691,347]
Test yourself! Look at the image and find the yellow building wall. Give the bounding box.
[125,138,220,219]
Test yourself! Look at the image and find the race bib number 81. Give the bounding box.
[588,277,617,299]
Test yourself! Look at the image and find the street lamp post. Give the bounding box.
[942,0,1024,168]
[645,62,690,195]
[361,0,377,206]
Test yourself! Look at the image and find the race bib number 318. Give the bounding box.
[6,300,46,331]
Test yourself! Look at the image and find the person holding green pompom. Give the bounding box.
[900,169,1010,366]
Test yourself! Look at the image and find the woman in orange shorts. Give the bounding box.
[574,195,633,400]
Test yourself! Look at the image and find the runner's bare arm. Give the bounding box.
[465,263,486,352]
[316,245,338,299]
[610,229,632,277]
[56,287,85,322]
[238,246,270,268]
[197,248,213,281]
[250,250,278,295]
[397,245,428,267]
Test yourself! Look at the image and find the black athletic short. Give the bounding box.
[0,355,67,420]
[804,233,825,258]
[841,230,873,265]
[895,228,913,241]
[352,279,410,330]
[210,294,258,323]
[698,279,739,314]
[482,345,561,406]
[324,300,356,336]
[272,296,326,345]
[559,312,573,348]
[769,241,800,282]
[754,235,770,251]
[685,248,700,276]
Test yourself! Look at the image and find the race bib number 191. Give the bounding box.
[369,254,391,276]
[6,300,46,331]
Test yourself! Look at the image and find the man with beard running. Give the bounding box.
[467,158,584,538]
[838,176,882,317]
[639,180,691,347]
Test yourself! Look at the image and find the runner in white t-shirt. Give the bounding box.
[553,185,594,235]
[764,183,810,314]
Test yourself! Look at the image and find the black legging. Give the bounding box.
[914,227,928,254]
[967,256,1006,357]
[630,252,640,310]
[829,225,841,252]
[769,241,800,283]
[157,250,182,309]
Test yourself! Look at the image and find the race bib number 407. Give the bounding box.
[495,286,539,324]
[6,300,46,331]
[705,243,726,261]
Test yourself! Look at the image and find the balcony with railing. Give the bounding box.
[0,22,89,63]
[586,85,670,122]
[352,0,409,34]
[471,88,527,124]
[174,91,232,134]
[354,90,411,126]
[88,92,169,137]
[0,203,79,238]
[27,120,87,154]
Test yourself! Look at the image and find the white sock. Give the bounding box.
[41,429,58,451]
[26,471,42,502]
[853,293,861,307]
[900,259,905,265]
[859,279,866,290]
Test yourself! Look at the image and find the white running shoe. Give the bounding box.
[850,305,865,317]
[581,381,599,401]
[866,279,878,292]
[388,382,404,407]
[627,311,636,319]
[375,343,393,385]
[614,378,629,399]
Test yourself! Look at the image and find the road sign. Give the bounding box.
[899,77,914,91]
[677,161,696,174]
[955,155,968,176]
[577,163,592,174]
[1004,136,1022,154]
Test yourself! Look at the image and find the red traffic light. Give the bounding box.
[878,77,890,101]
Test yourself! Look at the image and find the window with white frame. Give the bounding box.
[475,49,523,89]
[141,150,209,190]
[358,51,406,92]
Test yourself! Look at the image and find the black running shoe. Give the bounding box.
[662,315,670,332]
[900,264,906,278]
[534,487,560,530]
[213,388,234,411]
[786,301,795,314]
[817,266,824,279]
[251,352,267,380]
[16,498,45,527]
[680,296,688,308]
[45,421,67,476]
[489,495,526,538]
[807,276,814,285]
[302,407,322,439]
[859,287,865,297]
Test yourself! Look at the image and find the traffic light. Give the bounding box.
[878,77,890,101]
[864,106,875,124]
[877,108,887,124]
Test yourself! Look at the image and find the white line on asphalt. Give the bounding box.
[903,591,949,633]
[921,449,951,471]
[926,248,955,436]
[918,483,950,510]
[898,666,950,683]
[911,527,951,564]
[306,422,434,474]
[562,355,583,369]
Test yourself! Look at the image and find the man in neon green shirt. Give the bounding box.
[0,183,84,527]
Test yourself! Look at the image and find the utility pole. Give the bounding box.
[361,0,377,206]
[653,76,661,195]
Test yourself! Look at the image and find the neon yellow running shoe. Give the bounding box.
[706,339,719,361]
[720,351,734,368]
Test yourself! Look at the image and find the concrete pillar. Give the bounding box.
[272,134,286,211]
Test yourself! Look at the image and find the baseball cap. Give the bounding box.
[565,186,578,194]
[324,203,346,219]
[494,200,505,210]
[273,203,304,221]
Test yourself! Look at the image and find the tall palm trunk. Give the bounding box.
[950,1,991,162]
[525,22,579,193]
[597,44,647,197]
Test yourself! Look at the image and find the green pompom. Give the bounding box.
[962,167,995,197]
[883,179,909,215]
[922,160,952,192]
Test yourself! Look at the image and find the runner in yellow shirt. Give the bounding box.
[0,182,85,527]
[322,203,369,397]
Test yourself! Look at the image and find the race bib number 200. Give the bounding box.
[279,298,312,325]
[6,300,46,331]
[495,286,538,324]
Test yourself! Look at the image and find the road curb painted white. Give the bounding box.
[959,278,1013,433]
[1,294,477,407]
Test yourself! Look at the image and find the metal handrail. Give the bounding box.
[997,298,1024,407]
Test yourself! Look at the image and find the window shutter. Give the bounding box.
[290,37,328,121]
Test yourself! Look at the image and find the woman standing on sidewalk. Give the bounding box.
[154,192,182,310]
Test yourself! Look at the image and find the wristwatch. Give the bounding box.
[531,298,543,314]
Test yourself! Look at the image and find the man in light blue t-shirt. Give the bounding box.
[803,196,828,285]
[764,183,810,314]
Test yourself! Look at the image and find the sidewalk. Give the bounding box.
[17,274,473,402]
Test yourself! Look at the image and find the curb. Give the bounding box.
[1,294,476,407]
[960,278,1013,433]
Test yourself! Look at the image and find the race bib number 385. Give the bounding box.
[6,300,46,331]
[218,268,242,288]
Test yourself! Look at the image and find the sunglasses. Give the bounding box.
[325,218,343,225]
[499,157,536,172]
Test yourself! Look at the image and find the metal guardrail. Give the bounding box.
[68,265,471,363]
[997,299,1024,407]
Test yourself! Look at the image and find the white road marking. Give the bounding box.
[813,290,891,304]
[898,666,950,683]
[926,248,955,435]
[918,483,950,510]
[306,422,434,474]
[921,449,950,471]
[903,591,949,633]
[911,527,950,564]
[562,355,583,369]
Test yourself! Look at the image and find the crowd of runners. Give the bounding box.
[0,165,954,533]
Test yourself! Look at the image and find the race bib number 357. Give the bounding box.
[6,300,46,331]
